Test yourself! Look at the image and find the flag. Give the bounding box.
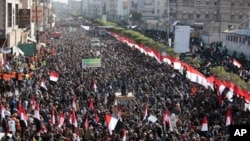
[40,78,48,91]
[72,96,76,111]
[226,109,233,126]
[58,112,65,128]
[163,109,173,131]
[69,109,77,128]
[18,103,28,127]
[206,61,211,67]
[31,96,36,110]
[105,114,123,135]
[89,98,94,110]
[117,105,122,121]
[143,104,148,120]
[95,111,99,123]
[34,103,41,133]
[85,114,89,130]
[1,104,5,120]
[76,127,80,141]
[51,108,55,125]
[201,116,208,131]
[91,80,97,92]
[233,59,242,68]
[121,128,127,141]
[49,71,59,82]
[39,125,48,134]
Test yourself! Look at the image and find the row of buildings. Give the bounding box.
[0,0,56,68]
[59,0,250,59]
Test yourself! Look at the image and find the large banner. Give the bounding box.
[174,26,190,53]
[82,58,101,68]
[19,9,31,28]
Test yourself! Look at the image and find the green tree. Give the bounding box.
[182,57,201,68]
[129,11,142,22]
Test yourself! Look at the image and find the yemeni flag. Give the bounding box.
[51,108,55,125]
[105,114,123,135]
[117,105,122,121]
[58,112,65,128]
[201,116,208,132]
[18,102,28,127]
[226,109,234,126]
[84,113,89,130]
[89,98,94,110]
[40,78,48,91]
[121,128,127,141]
[69,109,77,128]
[163,109,173,131]
[49,71,59,82]
[233,59,242,68]
[34,103,42,133]
[95,111,99,124]
[91,80,97,92]
[72,96,76,111]
[1,104,5,120]
[142,104,148,120]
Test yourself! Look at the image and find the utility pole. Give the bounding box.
[167,0,170,46]
[36,0,39,43]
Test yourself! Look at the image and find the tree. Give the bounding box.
[129,11,142,22]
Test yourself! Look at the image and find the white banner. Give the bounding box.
[174,26,190,53]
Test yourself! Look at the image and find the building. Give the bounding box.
[223,29,250,60]
[0,0,55,69]
[176,0,250,44]
[68,0,81,15]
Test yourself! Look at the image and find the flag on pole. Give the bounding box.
[89,98,94,110]
[1,104,5,120]
[226,109,233,126]
[163,109,173,131]
[34,103,41,133]
[201,116,208,131]
[49,71,59,82]
[69,109,77,128]
[18,102,28,127]
[72,96,76,111]
[117,105,122,121]
[58,112,65,128]
[121,128,127,141]
[233,59,242,68]
[51,108,55,125]
[40,78,48,91]
[85,114,89,130]
[105,114,123,135]
[143,104,148,120]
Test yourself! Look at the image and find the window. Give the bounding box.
[182,14,187,19]
[197,0,201,5]
[213,14,217,19]
[189,14,193,20]
[206,0,209,5]
[8,3,12,27]
[205,11,209,19]
[231,15,235,20]
[214,2,217,5]
[239,14,243,19]
[157,2,160,6]
[196,14,200,18]
[231,2,234,6]
[15,4,18,25]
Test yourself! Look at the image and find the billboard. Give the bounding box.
[19,9,31,28]
[82,58,101,68]
[174,26,190,53]
[32,6,43,23]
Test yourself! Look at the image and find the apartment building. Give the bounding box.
[68,0,81,15]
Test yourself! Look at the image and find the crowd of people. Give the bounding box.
[0,20,249,141]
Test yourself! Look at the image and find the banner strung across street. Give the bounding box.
[82,58,101,68]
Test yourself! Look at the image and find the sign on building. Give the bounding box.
[174,26,191,53]
[32,6,43,23]
[19,9,31,28]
